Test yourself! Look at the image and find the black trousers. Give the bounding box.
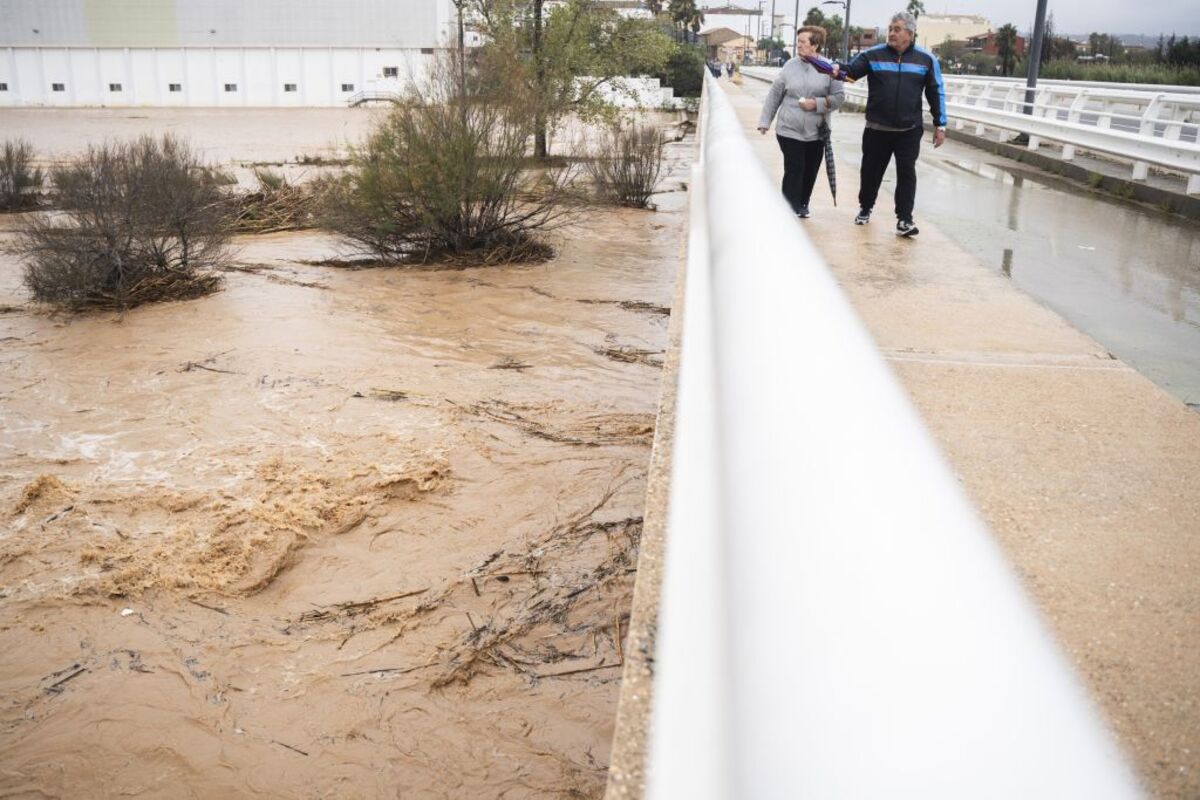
[858,126,922,221]
[776,135,824,213]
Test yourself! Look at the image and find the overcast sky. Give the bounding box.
[743,1,1199,36]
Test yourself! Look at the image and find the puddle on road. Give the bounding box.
[0,154,688,795]
[920,148,1200,407]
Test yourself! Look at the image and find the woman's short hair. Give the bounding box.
[797,25,827,50]
[890,11,917,34]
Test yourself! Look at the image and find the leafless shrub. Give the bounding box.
[15,135,230,310]
[227,168,321,234]
[585,122,665,209]
[200,167,239,186]
[320,53,581,266]
[0,139,45,211]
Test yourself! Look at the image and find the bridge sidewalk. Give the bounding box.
[721,80,1200,798]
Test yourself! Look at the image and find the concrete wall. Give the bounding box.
[0,46,435,107]
[0,0,456,48]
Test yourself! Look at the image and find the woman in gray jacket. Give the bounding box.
[757,26,844,218]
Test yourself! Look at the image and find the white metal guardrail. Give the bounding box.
[747,66,1200,96]
[884,71,1200,96]
[743,66,1200,193]
[645,71,1143,799]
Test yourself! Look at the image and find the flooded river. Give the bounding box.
[0,109,690,798]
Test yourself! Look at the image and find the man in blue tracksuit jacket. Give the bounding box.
[834,11,946,237]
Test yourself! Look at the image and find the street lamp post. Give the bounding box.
[1024,0,1049,115]
[793,0,800,54]
[843,0,851,58]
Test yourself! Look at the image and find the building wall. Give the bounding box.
[916,14,991,51]
[0,47,434,107]
[0,0,456,48]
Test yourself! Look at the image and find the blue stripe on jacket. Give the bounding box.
[867,61,929,75]
[915,45,947,126]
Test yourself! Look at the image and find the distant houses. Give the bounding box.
[965,30,1027,57]
[700,27,756,64]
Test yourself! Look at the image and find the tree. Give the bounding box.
[1166,34,1198,66]
[472,0,675,158]
[1038,12,1076,65]
[995,23,1018,77]
[1040,12,1055,65]
[319,54,578,265]
[802,8,845,58]
[936,35,964,65]
[0,139,44,211]
[906,0,925,20]
[1085,32,1124,60]
[669,0,704,40]
[823,14,845,58]
[19,135,230,310]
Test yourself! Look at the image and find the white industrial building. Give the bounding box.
[0,0,468,107]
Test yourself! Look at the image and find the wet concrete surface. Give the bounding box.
[737,78,1200,798]
[744,73,1200,407]
[916,154,1200,408]
[0,111,692,798]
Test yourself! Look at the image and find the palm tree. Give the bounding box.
[906,0,924,19]
[995,23,1018,77]
[668,0,703,42]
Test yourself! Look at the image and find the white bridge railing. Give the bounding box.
[743,66,1200,194]
[645,71,1143,799]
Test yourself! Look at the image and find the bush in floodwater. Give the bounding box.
[0,139,45,212]
[585,121,666,209]
[320,53,580,265]
[16,135,230,310]
[227,167,321,234]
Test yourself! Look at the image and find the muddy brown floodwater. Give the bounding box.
[0,120,692,798]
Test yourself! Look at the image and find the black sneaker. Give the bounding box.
[854,208,871,225]
[796,205,810,219]
[896,219,919,237]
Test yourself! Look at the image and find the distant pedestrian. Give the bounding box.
[832,11,946,237]
[757,26,845,218]
[726,61,734,78]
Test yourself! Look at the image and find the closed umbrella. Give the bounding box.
[818,121,837,206]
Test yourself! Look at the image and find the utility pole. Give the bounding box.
[770,0,776,42]
[1024,0,1048,115]
[842,0,851,60]
[793,0,799,53]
